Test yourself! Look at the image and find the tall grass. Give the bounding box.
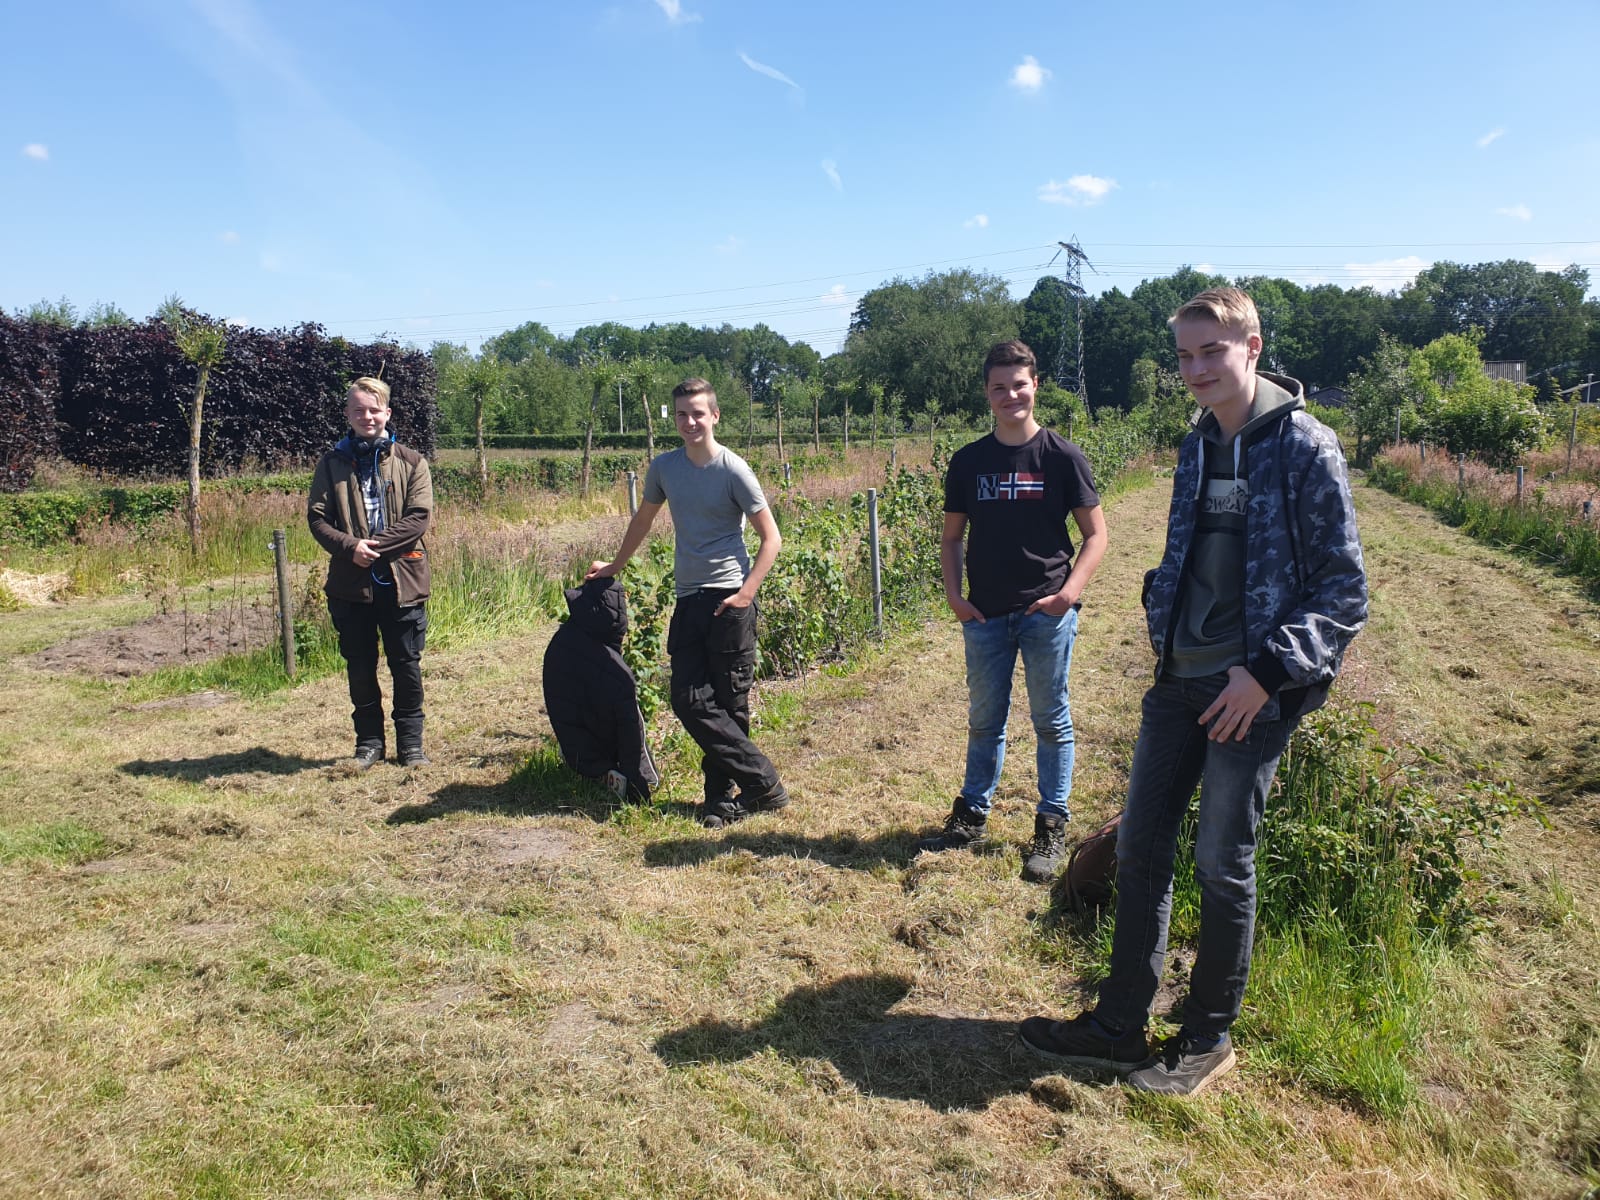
[1369,445,1600,595]
[1154,704,1532,1112]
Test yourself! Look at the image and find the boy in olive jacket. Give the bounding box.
[307,376,434,768]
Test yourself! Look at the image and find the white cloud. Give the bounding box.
[964,213,989,229]
[1532,244,1600,276]
[1037,175,1117,206]
[219,230,241,244]
[259,249,284,272]
[738,51,800,90]
[714,234,742,256]
[1477,127,1505,148]
[21,143,49,160]
[820,284,852,307]
[1495,203,1533,221]
[653,0,701,24]
[1194,262,1216,275]
[1340,255,1430,291]
[1009,55,1050,91]
[821,159,842,191]
[225,316,249,328]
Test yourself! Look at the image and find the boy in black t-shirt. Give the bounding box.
[920,340,1108,882]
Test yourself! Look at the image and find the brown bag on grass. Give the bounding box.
[1063,811,1122,912]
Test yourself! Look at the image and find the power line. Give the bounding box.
[328,243,1059,327]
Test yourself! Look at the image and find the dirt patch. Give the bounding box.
[541,1001,604,1054]
[130,690,232,712]
[400,982,488,1018]
[482,827,583,867]
[25,605,280,678]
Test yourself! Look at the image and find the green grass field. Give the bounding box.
[1,459,1597,1198]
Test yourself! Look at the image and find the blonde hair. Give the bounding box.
[348,376,391,406]
[1168,287,1261,339]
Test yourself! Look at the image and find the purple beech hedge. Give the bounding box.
[0,313,437,491]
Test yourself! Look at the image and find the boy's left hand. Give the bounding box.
[1026,590,1077,617]
[1198,666,1269,742]
[714,588,755,616]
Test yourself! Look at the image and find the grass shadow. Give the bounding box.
[653,972,1077,1111]
[644,827,924,872]
[120,747,335,779]
[387,746,696,826]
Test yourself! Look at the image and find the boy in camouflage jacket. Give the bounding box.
[1020,287,1367,1096]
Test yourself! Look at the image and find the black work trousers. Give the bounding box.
[328,589,427,751]
[667,589,782,803]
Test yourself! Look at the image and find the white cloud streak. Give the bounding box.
[964,214,989,229]
[1339,256,1430,291]
[1009,55,1050,91]
[653,0,701,25]
[821,159,842,191]
[1037,175,1117,206]
[1477,127,1505,148]
[1495,203,1532,221]
[22,143,49,160]
[820,284,852,307]
[738,51,800,90]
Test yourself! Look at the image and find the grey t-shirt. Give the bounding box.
[643,446,769,596]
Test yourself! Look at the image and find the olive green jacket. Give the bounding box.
[307,437,433,605]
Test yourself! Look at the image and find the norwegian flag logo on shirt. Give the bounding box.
[978,472,1045,501]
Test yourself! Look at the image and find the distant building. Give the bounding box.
[1307,385,1349,409]
[1484,361,1527,385]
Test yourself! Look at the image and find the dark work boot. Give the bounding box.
[700,784,790,829]
[352,743,385,770]
[917,800,987,852]
[1022,812,1068,883]
[397,744,430,768]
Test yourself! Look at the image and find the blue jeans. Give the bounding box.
[1096,672,1297,1038]
[958,606,1079,819]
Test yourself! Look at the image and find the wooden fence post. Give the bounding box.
[272,529,296,679]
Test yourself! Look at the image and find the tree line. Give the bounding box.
[6,256,1594,491]
[433,258,1597,445]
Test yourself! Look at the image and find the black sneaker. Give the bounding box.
[352,744,385,770]
[1127,1033,1236,1096]
[700,785,790,829]
[397,746,431,768]
[1022,812,1067,883]
[1017,1012,1150,1073]
[917,800,987,852]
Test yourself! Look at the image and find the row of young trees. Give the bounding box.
[8,256,1594,492]
[433,258,1598,447]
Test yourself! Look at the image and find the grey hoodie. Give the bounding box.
[1168,375,1301,678]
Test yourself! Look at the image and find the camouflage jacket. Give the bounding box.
[1143,380,1367,709]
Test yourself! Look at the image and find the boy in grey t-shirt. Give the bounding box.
[587,377,789,827]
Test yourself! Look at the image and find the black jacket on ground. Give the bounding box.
[542,577,659,801]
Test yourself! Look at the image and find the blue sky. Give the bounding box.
[4,0,1598,355]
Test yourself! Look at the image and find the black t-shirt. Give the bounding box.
[944,428,1100,617]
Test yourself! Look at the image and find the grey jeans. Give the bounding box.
[1096,672,1297,1038]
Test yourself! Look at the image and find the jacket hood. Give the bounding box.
[1196,372,1304,445]
[563,576,629,647]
